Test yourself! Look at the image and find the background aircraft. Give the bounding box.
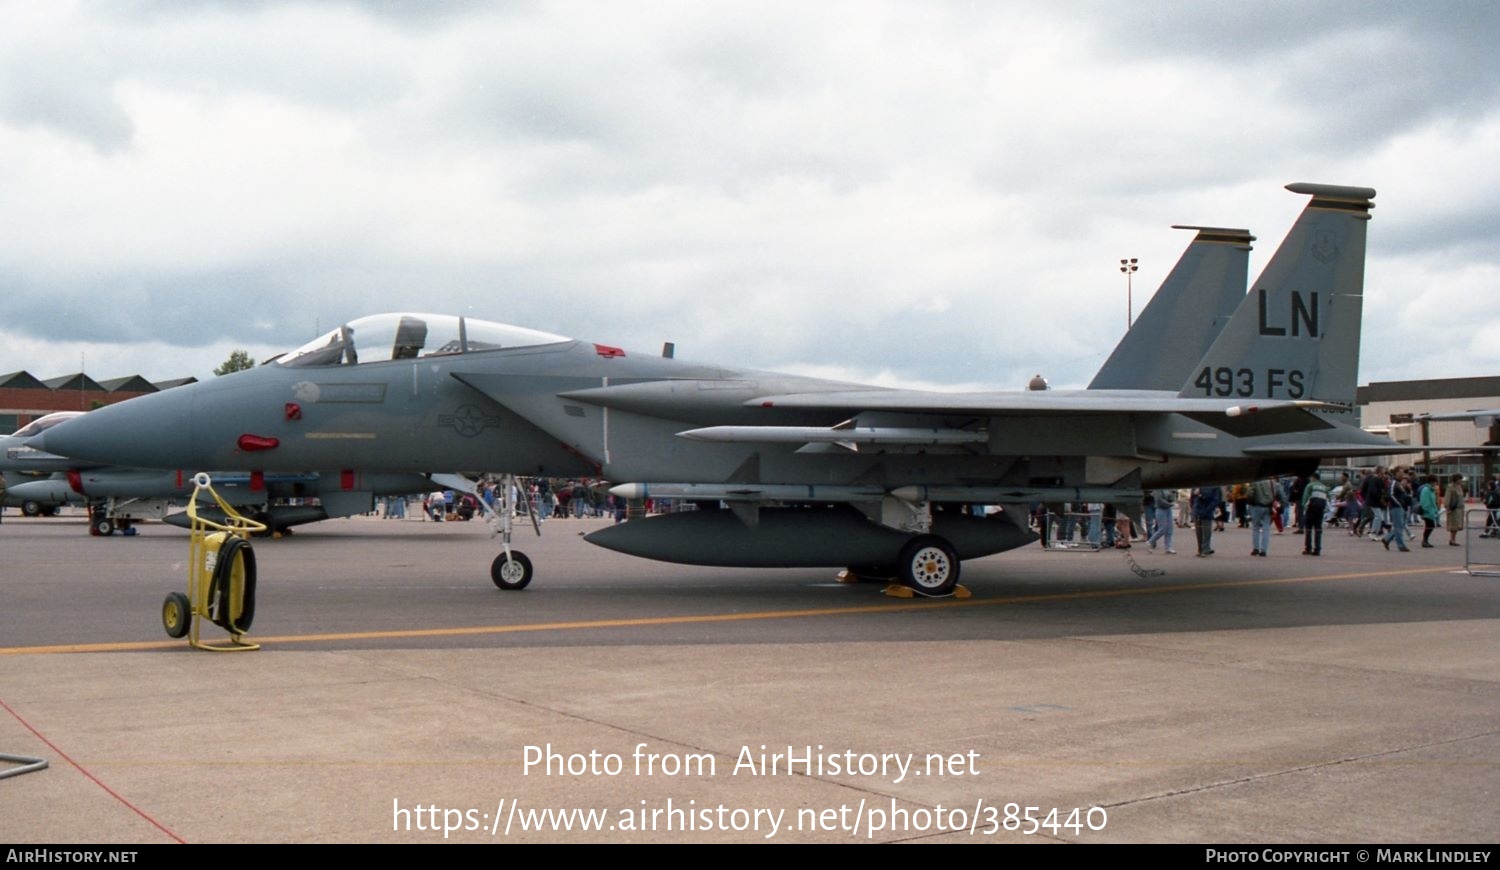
[2,413,84,517]
[36,183,1403,595]
[2,411,433,535]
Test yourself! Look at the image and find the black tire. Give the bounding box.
[898,535,960,596]
[207,537,257,633]
[21,500,43,518]
[490,551,534,590]
[162,591,191,638]
[94,517,114,536]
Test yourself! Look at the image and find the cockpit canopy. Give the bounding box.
[11,412,85,438]
[279,313,570,368]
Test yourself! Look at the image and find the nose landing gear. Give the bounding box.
[485,473,541,591]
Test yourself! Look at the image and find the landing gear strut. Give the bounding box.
[487,473,539,591]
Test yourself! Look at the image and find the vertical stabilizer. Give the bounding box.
[1089,225,1253,390]
[1178,183,1374,420]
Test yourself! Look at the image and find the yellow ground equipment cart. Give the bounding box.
[161,473,267,651]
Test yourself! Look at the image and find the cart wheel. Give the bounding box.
[162,591,191,638]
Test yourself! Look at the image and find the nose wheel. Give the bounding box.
[491,551,534,590]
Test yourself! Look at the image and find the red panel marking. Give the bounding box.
[250,470,265,492]
[237,434,280,451]
[285,402,302,421]
[341,469,355,491]
[593,344,626,358]
[66,468,84,495]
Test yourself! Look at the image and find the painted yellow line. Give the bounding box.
[0,565,1447,656]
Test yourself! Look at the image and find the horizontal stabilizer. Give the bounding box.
[1240,442,1414,458]
[1180,407,1334,437]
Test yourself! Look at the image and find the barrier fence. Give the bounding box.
[1465,507,1500,577]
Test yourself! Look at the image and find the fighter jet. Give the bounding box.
[36,183,1403,595]
[2,411,433,534]
[3,413,86,517]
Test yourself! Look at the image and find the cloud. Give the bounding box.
[0,1,1495,391]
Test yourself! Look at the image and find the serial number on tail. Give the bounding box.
[1193,367,1306,398]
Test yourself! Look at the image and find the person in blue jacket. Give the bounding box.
[1193,485,1222,557]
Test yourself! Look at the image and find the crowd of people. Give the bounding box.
[378,477,635,523]
[1037,467,1500,558]
[371,468,1500,560]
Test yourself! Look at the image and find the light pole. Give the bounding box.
[1120,257,1138,330]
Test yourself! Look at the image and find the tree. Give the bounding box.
[214,349,256,376]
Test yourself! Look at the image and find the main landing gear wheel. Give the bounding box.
[491,551,534,590]
[162,591,191,638]
[93,516,114,536]
[22,500,43,518]
[898,536,960,596]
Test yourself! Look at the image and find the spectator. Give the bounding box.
[1445,474,1467,546]
[1301,474,1331,556]
[1193,486,1222,557]
[1248,478,1275,556]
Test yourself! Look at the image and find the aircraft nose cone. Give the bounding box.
[24,425,71,457]
[29,392,199,469]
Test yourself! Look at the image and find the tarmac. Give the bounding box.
[2,508,1498,843]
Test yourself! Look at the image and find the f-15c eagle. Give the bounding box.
[35,183,1400,596]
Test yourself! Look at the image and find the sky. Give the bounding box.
[2,0,1497,390]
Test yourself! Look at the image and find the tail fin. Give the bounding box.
[1178,182,1375,421]
[1089,225,1253,391]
